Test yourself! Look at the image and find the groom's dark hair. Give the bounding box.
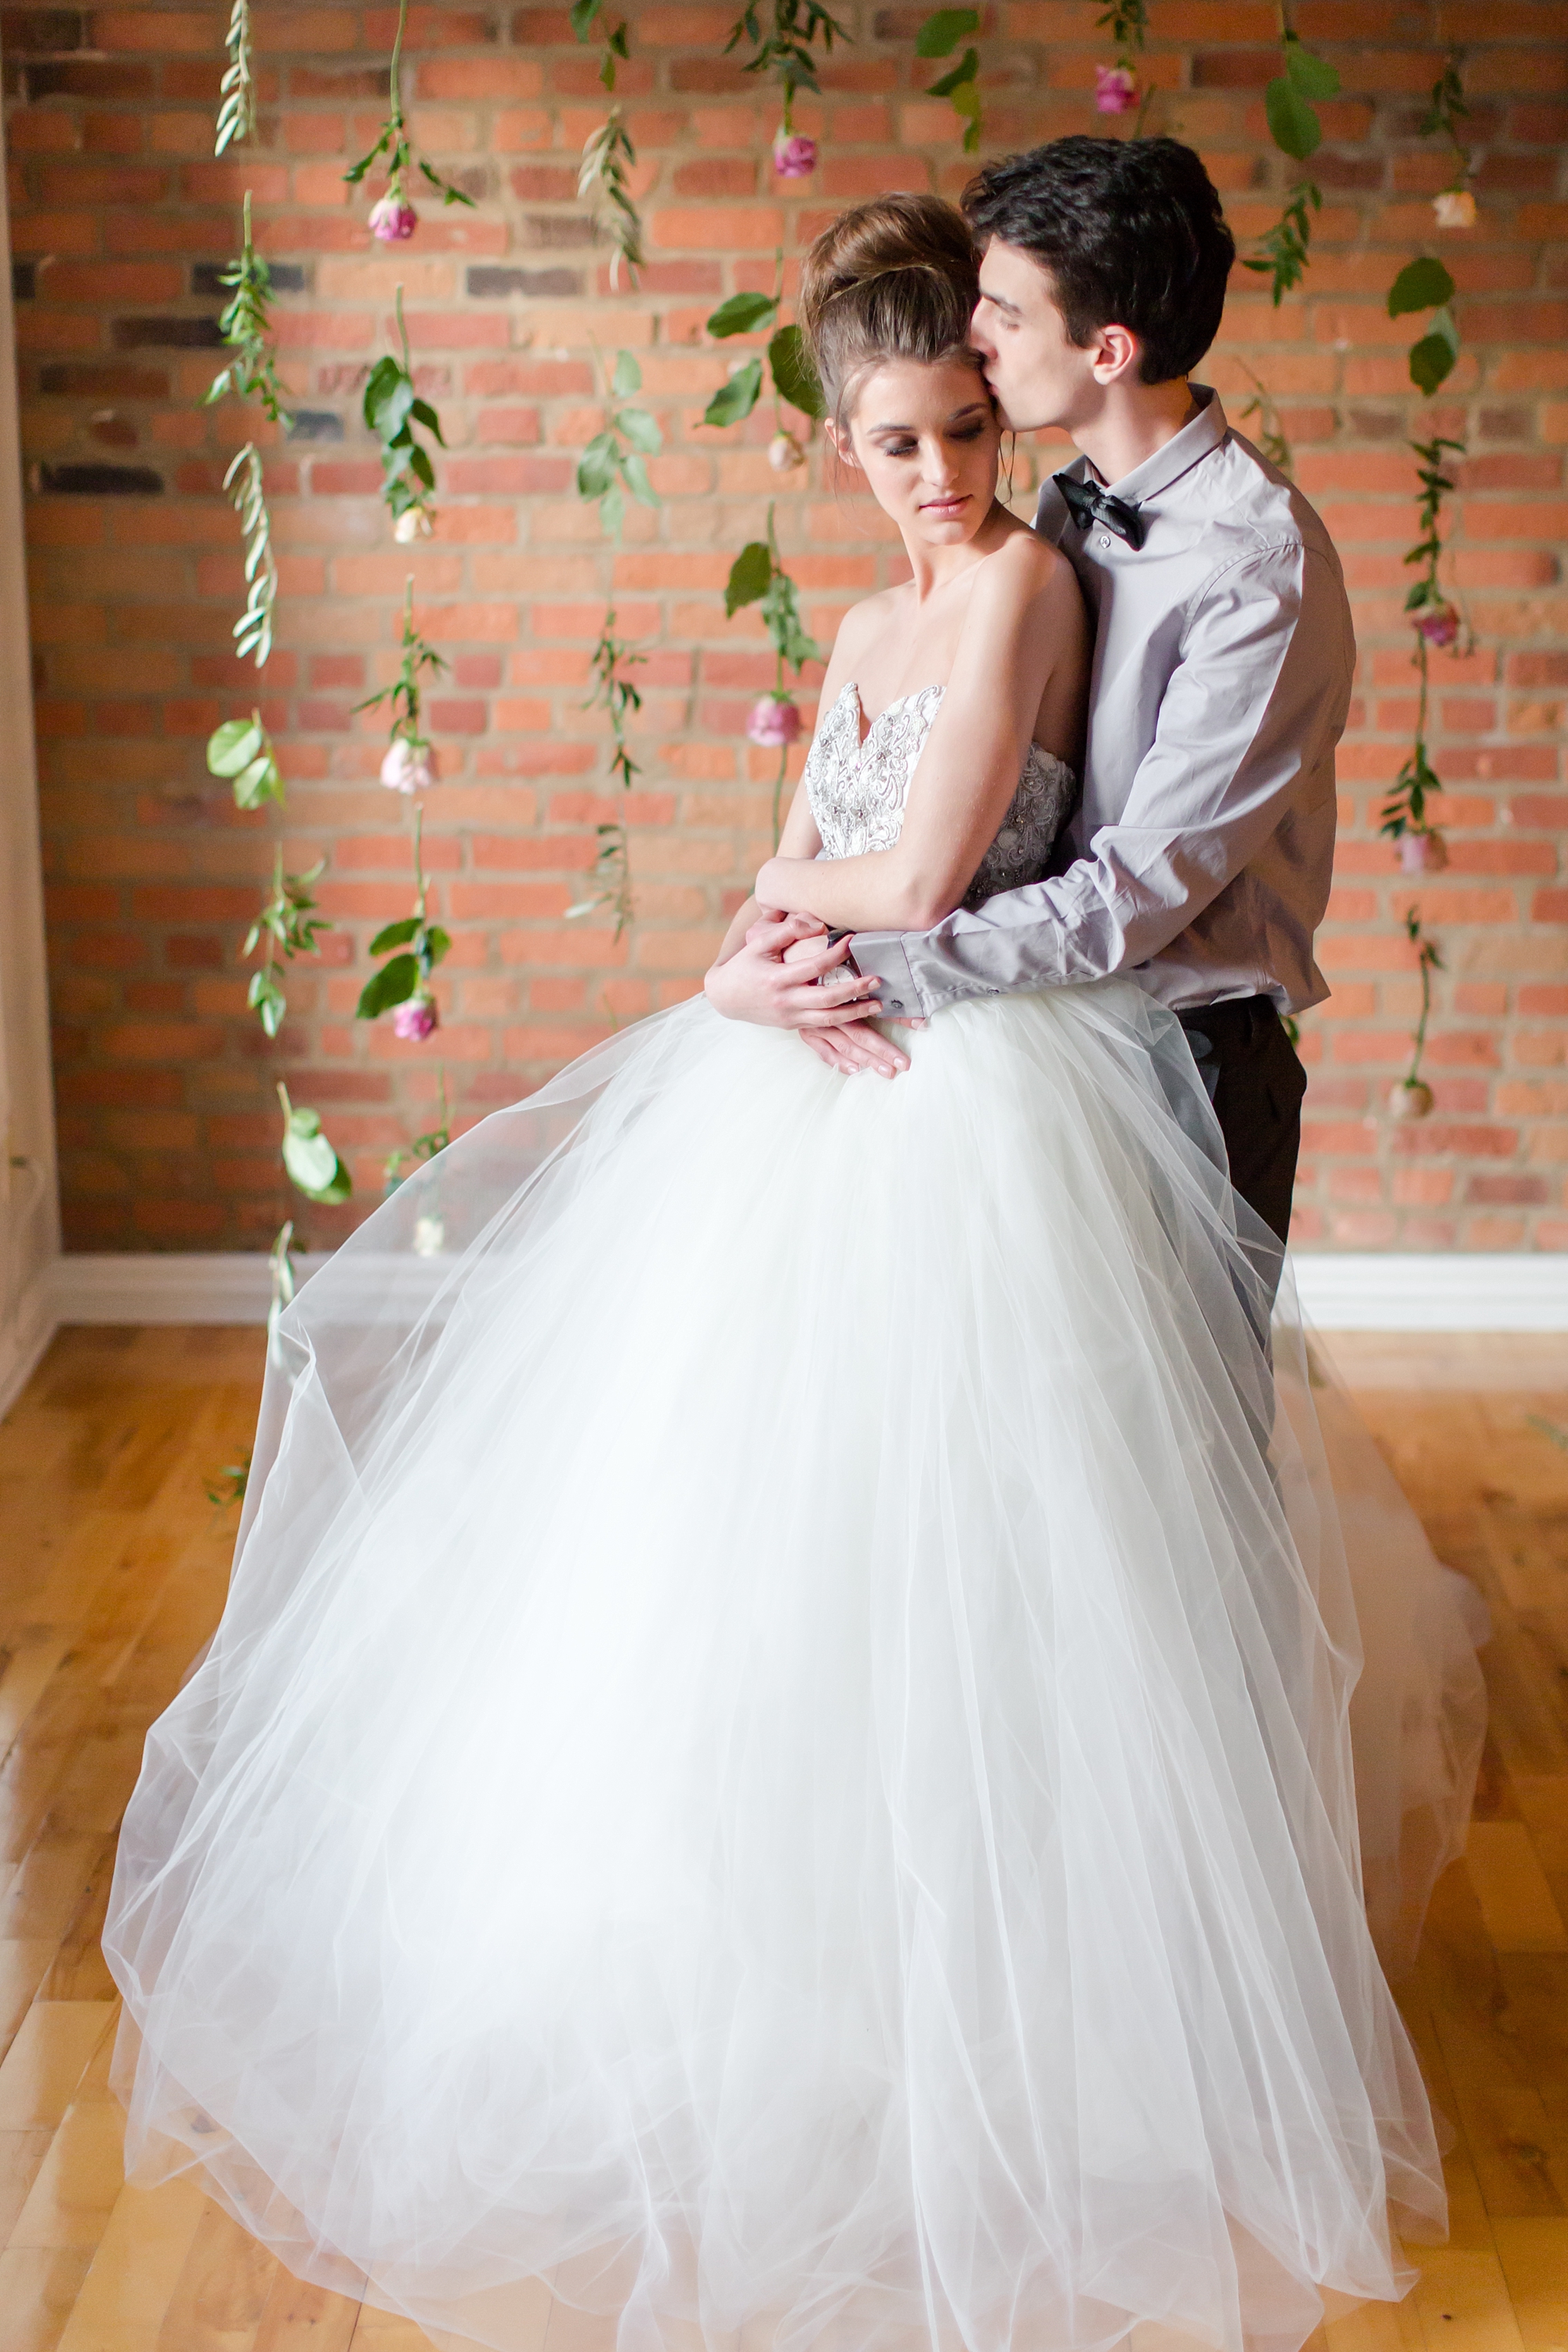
[963,137,1235,385]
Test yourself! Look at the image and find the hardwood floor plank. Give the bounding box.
[250,2270,362,2352]
[1463,1826,1568,1955]
[51,2174,209,2352]
[0,2006,115,2132]
[0,2245,98,2352]
[1488,2218,1568,2351]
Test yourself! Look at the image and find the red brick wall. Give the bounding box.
[4,0,1566,1253]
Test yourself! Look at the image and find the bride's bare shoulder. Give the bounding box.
[976,524,1075,602]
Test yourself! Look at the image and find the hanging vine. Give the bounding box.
[725,2,852,175]
[357,808,451,1040]
[205,194,290,666]
[345,0,475,238]
[1093,0,1152,127]
[215,0,256,157]
[1388,910,1443,1120]
[364,285,447,542]
[725,506,823,848]
[917,9,982,153]
[568,351,664,935]
[574,2,644,289]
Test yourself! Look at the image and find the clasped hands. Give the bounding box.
[702,909,920,1079]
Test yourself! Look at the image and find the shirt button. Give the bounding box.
[885,1000,903,1012]
[1098,534,1111,549]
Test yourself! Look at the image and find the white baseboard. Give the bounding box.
[34,1248,1568,1335]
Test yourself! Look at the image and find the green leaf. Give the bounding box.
[615,405,662,453]
[422,924,452,966]
[916,7,978,55]
[576,437,619,498]
[356,953,419,1019]
[569,0,603,35]
[248,967,286,1038]
[724,539,773,615]
[707,290,779,339]
[597,481,625,538]
[1388,255,1456,318]
[207,716,264,777]
[1408,327,1457,396]
[927,48,978,97]
[1283,39,1340,100]
[703,357,763,429]
[1265,74,1322,160]
[368,916,421,954]
[362,357,406,430]
[408,397,445,442]
[620,449,659,507]
[231,752,283,810]
[408,445,436,492]
[768,325,825,421]
[281,1109,350,1201]
[611,347,641,395]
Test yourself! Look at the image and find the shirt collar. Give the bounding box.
[1080,383,1229,506]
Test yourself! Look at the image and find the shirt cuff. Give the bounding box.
[844,931,922,1018]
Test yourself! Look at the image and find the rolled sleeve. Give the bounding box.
[869,542,1351,1018]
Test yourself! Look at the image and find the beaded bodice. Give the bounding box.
[804,681,1077,909]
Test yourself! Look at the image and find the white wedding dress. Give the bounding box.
[104,679,1476,2352]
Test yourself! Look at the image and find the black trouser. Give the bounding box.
[1175,996,1307,1249]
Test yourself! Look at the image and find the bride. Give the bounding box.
[103,195,1454,2352]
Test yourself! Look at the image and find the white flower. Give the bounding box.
[1433,189,1476,230]
[379,739,437,795]
[394,506,434,543]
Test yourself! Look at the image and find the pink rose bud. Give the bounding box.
[1094,65,1138,114]
[1432,190,1476,230]
[392,993,438,1042]
[368,191,418,242]
[379,738,437,795]
[771,132,818,178]
[1388,1078,1435,1122]
[1414,602,1461,649]
[1398,829,1449,874]
[746,696,803,749]
[768,431,806,474]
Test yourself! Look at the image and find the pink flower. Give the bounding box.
[393,993,438,1042]
[1094,64,1138,114]
[1414,601,1461,650]
[379,739,437,795]
[772,132,818,178]
[368,191,418,242]
[1433,189,1476,230]
[746,696,802,748]
[1398,829,1449,875]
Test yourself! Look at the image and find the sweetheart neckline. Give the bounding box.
[837,679,1073,780]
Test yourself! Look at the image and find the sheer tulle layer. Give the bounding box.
[104,982,1450,2352]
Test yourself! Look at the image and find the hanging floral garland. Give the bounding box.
[574,0,644,289]
[728,0,851,176]
[199,0,350,1235]
[916,9,983,152]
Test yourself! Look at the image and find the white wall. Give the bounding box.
[0,85,64,1417]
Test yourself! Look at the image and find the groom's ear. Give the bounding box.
[1087,322,1143,387]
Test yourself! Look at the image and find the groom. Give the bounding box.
[706,136,1354,1249]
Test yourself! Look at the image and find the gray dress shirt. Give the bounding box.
[848,387,1355,1018]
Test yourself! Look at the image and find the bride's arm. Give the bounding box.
[754,536,1083,934]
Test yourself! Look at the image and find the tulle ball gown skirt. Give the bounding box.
[103,979,1447,2352]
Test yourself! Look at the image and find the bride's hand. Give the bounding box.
[704,909,889,1040]
[776,932,911,1077]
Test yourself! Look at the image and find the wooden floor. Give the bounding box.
[2,1323,1566,2352]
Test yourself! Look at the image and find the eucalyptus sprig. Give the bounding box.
[917,10,982,152]
[725,0,851,132]
[221,445,278,667]
[344,0,476,215]
[576,347,662,538]
[207,707,284,810]
[365,287,445,535]
[215,0,256,157]
[579,111,644,292]
[567,610,647,935]
[243,848,331,1039]
[357,805,451,1022]
[702,252,823,430]
[278,1083,353,1205]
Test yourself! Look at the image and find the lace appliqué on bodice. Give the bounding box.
[804,681,1076,909]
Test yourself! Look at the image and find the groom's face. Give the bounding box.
[969,240,1104,437]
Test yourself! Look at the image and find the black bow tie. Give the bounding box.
[1054,471,1145,550]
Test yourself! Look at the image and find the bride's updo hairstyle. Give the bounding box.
[798,193,984,443]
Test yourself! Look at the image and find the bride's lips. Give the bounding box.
[920,493,969,514]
